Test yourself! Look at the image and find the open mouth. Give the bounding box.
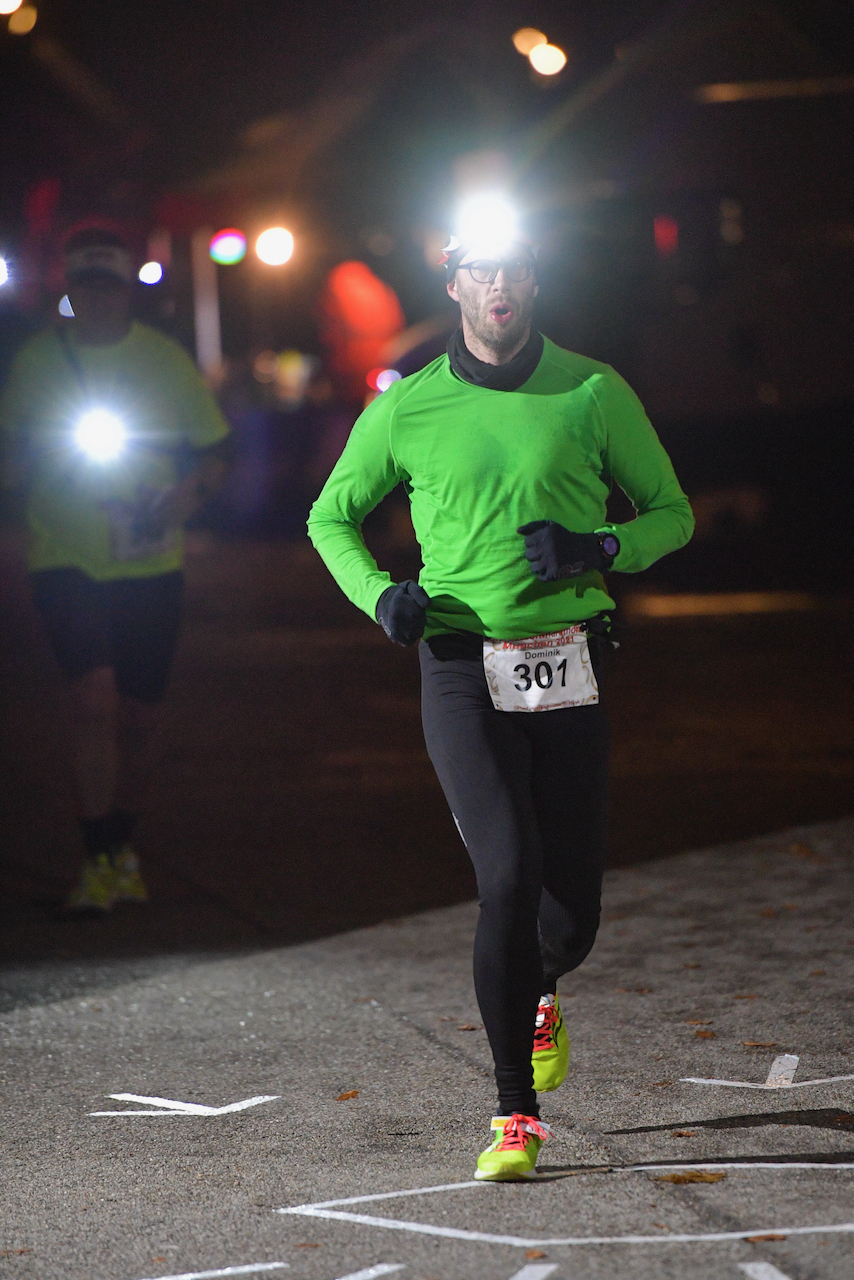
[490,303,513,324]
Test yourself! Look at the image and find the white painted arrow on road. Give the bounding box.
[90,1093,280,1116]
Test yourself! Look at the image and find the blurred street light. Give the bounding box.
[209,228,246,265]
[512,28,546,56]
[256,227,294,266]
[0,0,23,13]
[528,43,567,76]
[138,261,163,285]
[8,4,36,33]
[58,294,74,317]
[0,259,9,287]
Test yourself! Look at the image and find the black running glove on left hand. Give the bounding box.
[375,579,431,645]
[518,521,612,581]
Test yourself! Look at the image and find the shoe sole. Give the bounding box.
[474,1167,540,1181]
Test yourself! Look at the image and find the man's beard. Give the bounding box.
[459,290,535,358]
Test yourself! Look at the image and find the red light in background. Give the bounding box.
[654,215,679,256]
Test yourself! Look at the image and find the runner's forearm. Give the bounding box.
[307,507,394,620]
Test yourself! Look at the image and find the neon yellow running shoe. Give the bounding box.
[474,1113,552,1181]
[532,992,569,1093]
[65,854,115,912]
[111,846,149,903]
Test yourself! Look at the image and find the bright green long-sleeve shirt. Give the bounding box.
[308,336,693,639]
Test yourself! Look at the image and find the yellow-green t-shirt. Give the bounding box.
[0,322,230,580]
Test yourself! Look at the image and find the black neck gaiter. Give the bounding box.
[447,327,544,392]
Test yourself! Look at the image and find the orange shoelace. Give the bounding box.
[532,1001,559,1054]
[494,1113,551,1151]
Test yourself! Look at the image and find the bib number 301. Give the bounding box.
[483,626,599,713]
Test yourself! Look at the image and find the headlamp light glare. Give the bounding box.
[75,408,127,463]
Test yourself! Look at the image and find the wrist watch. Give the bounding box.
[597,532,620,567]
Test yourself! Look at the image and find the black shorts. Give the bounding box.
[31,568,184,704]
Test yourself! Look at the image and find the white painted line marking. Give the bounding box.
[626,1161,854,1172]
[300,1181,481,1210]
[334,1266,405,1279]
[765,1054,799,1087]
[682,1051,854,1089]
[90,1093,280,1116]
[129,1265,288,1280]
[679,1075,854,1090]
[738,1264,794,1280]
[276,1204,854,1249]
[509,1266,559,1279]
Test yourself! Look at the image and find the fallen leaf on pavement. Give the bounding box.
[757,908,777,918]
[336,1090,359,1101]
[457,1024,483,1030]
[655,1171,727,1184]
[683,963,702,969]
[617,986,652,994]
[695,1029,716,1039]
[670,1130,698,1137]
[652,1222,669,1229]
[747,1233,787,1242]
[734,993,759,999]
[0,1251,32,1257]
[743,1041,777,1047]
[810,969,826,976]
[294,1242,321,1248]
[686,1019,713,1024]
[651,1080,673,1087]
[526,1249,548,1259]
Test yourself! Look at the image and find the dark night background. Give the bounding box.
[0,0,852,961]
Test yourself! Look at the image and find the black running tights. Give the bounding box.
[419,633,609,1116]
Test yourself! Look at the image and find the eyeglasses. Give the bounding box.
[459,257,534,284]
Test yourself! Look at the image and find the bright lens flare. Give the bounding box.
[512,27,547,55]
[209,229,247,265]
[8,3,36,33]
[529,43,567,75]
[0,259,9,287]
[138,261,163,285]
[256,227,294,266]
[74,409,127,463]
[0,0,23,13]
[457,194,519,257]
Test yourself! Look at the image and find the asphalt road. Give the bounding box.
[0,817,851,1280]
[0,533,852,1278]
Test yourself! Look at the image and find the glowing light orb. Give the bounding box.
[8,3,36,33]
[58,294,75,317]
[456,194,519,257]
[138,261,163,285]
[375,368,402,393]
[0,258,9,287]
[256,227,294,266]
[512,28,547,56]
[0,0,23,14]
[367,368,402,393]
[74,409,127,463]
[529,43,567,75]
[209,229,247,265]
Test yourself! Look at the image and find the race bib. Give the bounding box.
[483,626,599,712]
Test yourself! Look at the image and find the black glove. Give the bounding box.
[518,521,613,581]
[375,580,431,645]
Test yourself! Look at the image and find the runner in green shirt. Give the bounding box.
[309,221,693,1179]
[0,228,231,912]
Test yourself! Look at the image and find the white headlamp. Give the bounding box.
[74,408,127,463]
